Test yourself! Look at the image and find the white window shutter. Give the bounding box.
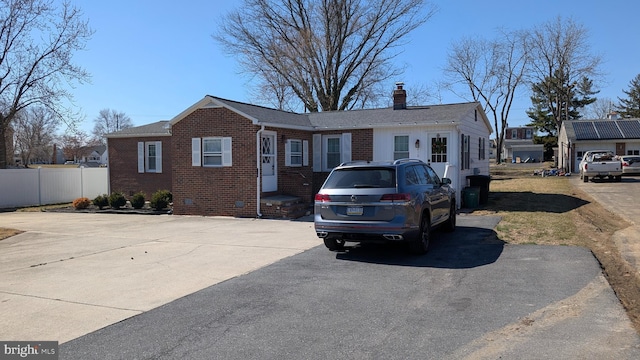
[341,133,352,163]
[192,138,201,166]
[303,140,309,166]
[137,142,144,173]
[312,134,321,172]
[222,137,232,166]
[285,140,292,166]
[155,141,162,173]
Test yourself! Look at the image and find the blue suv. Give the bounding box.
[314,159,456,254]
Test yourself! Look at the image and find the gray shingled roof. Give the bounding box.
[212,97,480,129]
[309,102,480,129]
[106,121,171,138]
[117,98,485,136]
[211,97,312,128]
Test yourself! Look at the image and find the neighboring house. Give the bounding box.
[106,121,172,198]
[80,145,108,166]
[558,117,640,173]
[107,84,493,217]
[501,126,544,162]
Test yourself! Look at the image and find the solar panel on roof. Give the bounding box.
[593,121,623,139]
[618,120,640,139]
[573,121,598,140]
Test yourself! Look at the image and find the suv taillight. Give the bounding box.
[315,194,331,202]
[380,193,411,202]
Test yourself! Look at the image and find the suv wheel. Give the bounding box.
[443,203,456,232]
[324,238,345,251]
[409,214,430,254]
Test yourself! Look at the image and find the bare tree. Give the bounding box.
[92,109,133,143]
[0,0,92,168]
[526,16,602,132]
[215,0,437,112]
[444,29,529,163]
[13,106,58,164]
[60,130,92,162]
[584,97,614,119]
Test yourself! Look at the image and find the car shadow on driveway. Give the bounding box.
[335,216,504,269]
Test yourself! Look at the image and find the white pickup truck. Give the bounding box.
[579,150,622,183]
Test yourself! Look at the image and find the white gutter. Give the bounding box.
[256,126,265,218]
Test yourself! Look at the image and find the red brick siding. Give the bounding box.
[275,128,314,203]
[171,108,259,217]
[107,137,172,199]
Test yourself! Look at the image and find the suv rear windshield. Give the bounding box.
[324,168,396,189]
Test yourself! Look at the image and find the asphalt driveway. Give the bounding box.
[1,211,639,358]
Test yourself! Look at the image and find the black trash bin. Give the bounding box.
[467,175,491,204]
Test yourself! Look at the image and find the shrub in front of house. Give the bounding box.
[108,192,127,209]
[131,192,146,209]
[72,197,91,210]
[150,190,172,211]
[92,194,109,210]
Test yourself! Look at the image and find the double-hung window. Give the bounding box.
[137,141,162,173]
[394,135,409,160]
[192,137,232,167]
[285,139,309,167]
[326,136,341,169]
[203,138,223,166]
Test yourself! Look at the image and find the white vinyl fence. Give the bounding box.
[0,167,109,208]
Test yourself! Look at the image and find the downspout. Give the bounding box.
[256,126,265,218]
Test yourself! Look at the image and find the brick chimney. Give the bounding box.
[393,82,406,110]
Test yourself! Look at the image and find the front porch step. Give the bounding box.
[260,195,310,219]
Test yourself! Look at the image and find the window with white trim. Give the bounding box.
[431,135,447,163]
[287,139,303,166]
[313,133,351,172]
[146,143,157,171]
[203,138,223,166]
[192,137,232,167]
[394,135,409,160]
[326,136,341,169]
[137,141,162,173]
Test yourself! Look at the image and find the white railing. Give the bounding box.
[0,167,108,208]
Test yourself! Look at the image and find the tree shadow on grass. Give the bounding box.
[486,192,589,213]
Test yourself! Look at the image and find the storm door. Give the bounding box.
[261,132,277,192]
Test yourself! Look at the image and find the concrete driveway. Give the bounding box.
[0,212,320,342]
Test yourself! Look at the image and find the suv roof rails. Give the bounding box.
[339,160,372,166]
[392,158,426,165]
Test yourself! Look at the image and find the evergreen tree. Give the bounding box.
[617,74,640,118]
[526,71,597,136]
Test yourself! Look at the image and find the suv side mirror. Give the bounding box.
[441,178,452,185]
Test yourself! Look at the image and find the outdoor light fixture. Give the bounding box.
[415,139,420,148]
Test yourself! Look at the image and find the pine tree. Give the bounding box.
[526,71,597,136]
[617,74,640,118]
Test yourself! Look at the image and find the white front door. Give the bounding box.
[261,132,277,192]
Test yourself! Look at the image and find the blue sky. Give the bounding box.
[70,0,640,135]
